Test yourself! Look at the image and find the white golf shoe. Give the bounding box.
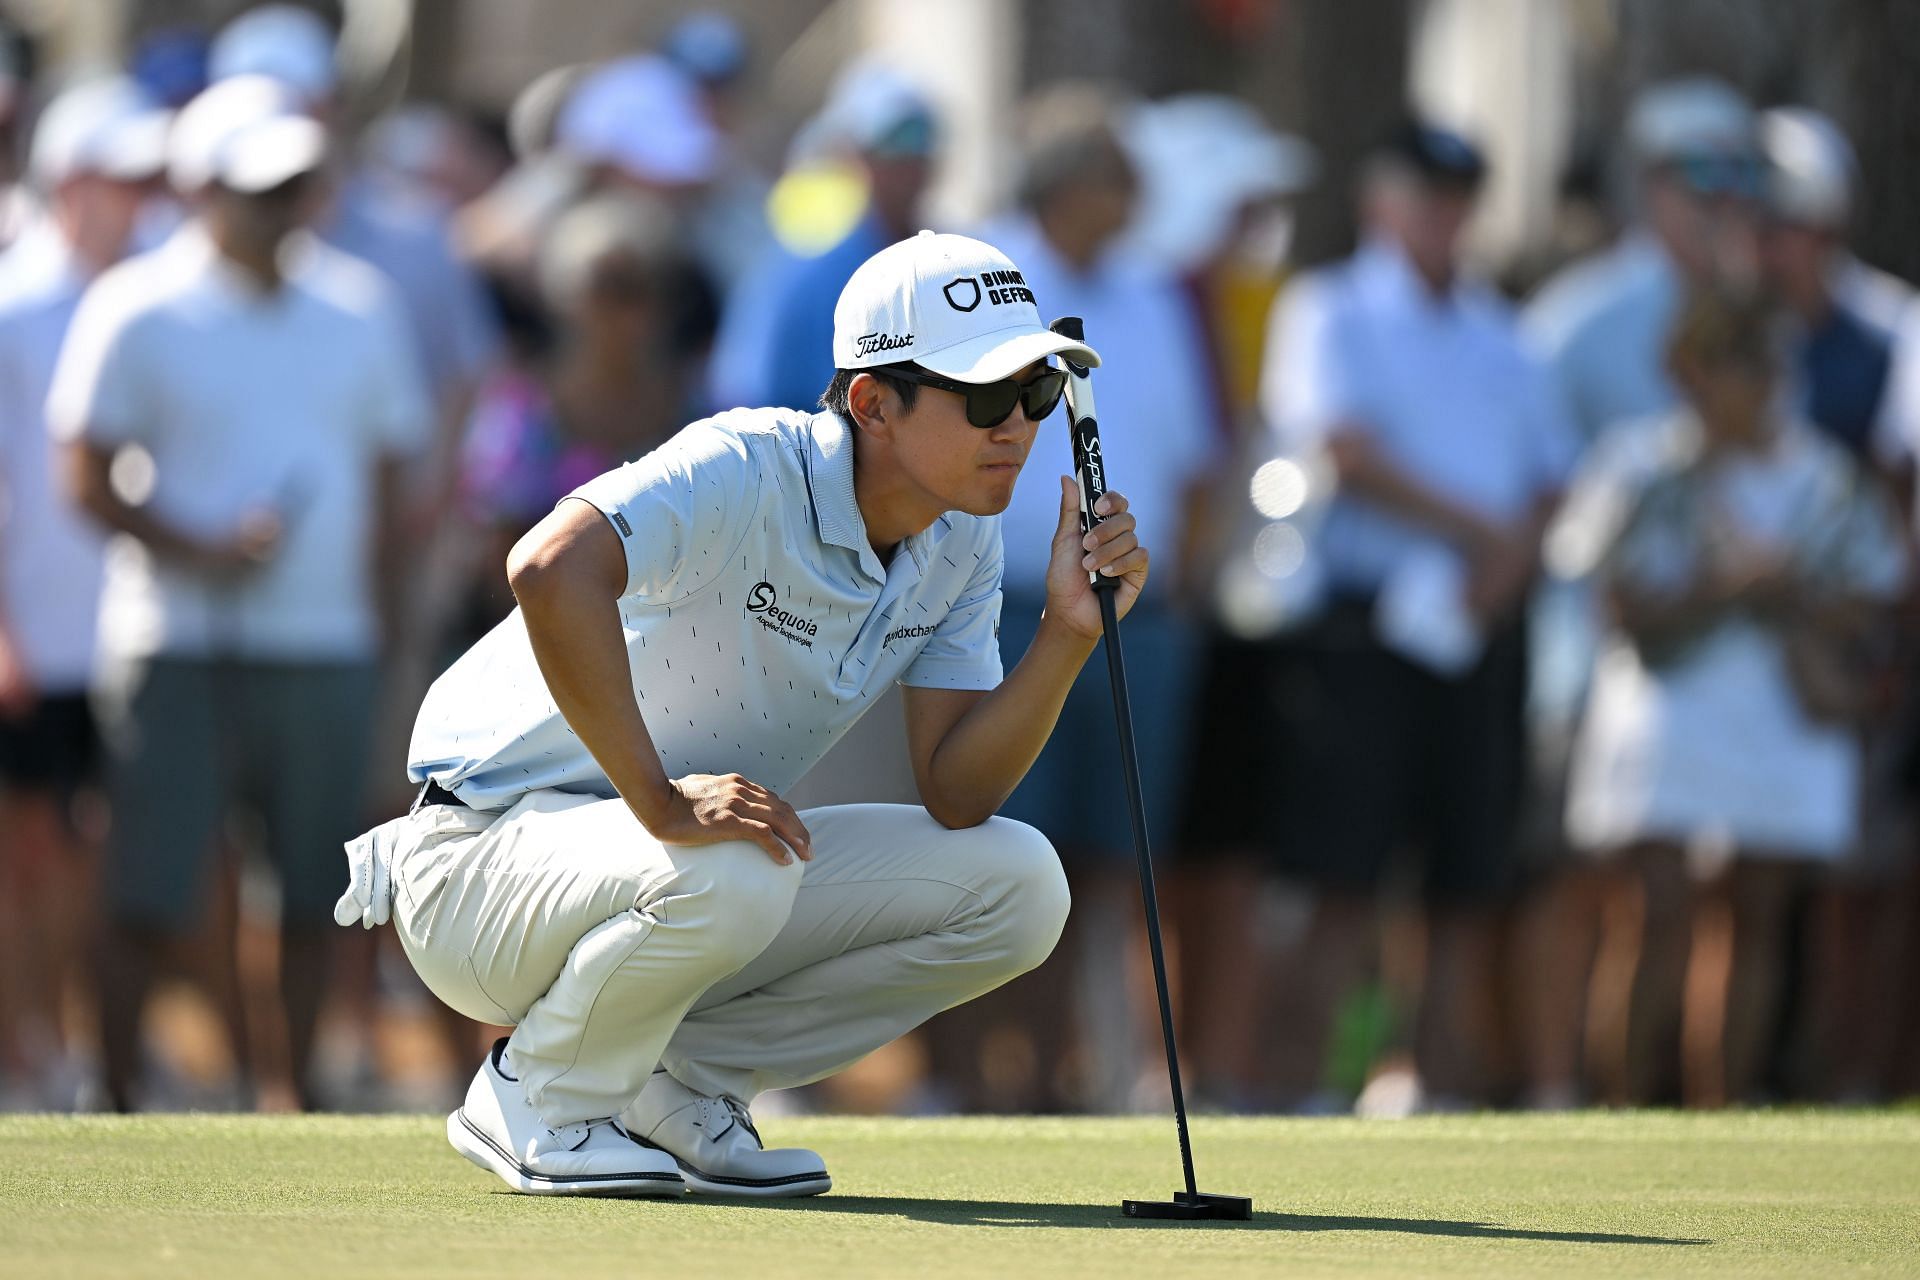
[448,1039,685,1197]
[623,1071,831,1197]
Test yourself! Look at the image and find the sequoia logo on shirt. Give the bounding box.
[746,581,818,649]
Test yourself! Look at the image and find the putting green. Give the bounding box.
[3,1111,1914,1277]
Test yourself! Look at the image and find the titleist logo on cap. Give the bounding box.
[855,332,913,357]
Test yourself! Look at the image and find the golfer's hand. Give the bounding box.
[649,772,813,865]
[1044,477,1148,641]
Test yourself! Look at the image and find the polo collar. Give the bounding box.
[803,411,928,580]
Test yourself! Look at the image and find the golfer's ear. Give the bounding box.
[847,372,894,441]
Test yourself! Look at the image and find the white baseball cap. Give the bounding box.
[1762,107,1856,227]
[556,55,723,186]
[169,73,326,194]
[30,77,171,188]
[209,4,338,104]
[834,230,1100,381]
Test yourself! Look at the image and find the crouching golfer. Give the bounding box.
[337,232,1148,1198]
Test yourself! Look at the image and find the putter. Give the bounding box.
[1049,316,1252,1223]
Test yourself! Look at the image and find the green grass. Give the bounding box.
[3,1112,1916,1278]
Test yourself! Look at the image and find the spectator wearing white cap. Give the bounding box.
[208,5,500,458]
[50,74,432,1111]
[1759,108,1910,462]
[0,76,165,1110]
[1527,78,1763,447]
[710,60,939,412]
[976,84,1220,1111]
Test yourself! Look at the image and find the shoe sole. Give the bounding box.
[671,1157,832,1198]
[447,1110,687,1197]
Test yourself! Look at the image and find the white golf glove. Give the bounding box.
[334,817,402,928]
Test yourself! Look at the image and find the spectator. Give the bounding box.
[50,76,431,1109]
[0,76,165,1109]
[1517,78,1762,1107]
[976,84,1220,1110]
[1527,78,1761,446]
[1759,108,1906,463]
[1756,108,1918,1102]
[210,6,501,454]
[1259,121,1577,1110]
[456,193,703,635]
[660,11,774,300]
[1559,287,1906,1105]
[711,60,938,411]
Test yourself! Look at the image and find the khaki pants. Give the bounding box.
[383,791,1070,1126]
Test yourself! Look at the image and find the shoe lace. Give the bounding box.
[699,1095,762,1148]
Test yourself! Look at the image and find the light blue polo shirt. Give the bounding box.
[408,407,1005,811]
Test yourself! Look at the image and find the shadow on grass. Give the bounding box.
[735,1196,1708,1244]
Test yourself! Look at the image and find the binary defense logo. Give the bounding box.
[746,581,818,648]
[942,276,981,312]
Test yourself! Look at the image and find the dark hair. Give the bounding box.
[820,364,920,424]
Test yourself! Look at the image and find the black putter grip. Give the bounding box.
[1048,316,1116,594]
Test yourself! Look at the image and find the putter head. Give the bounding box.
[1121,1191,1254,1221]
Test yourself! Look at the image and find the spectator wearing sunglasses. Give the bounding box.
[970,83,1221,1112]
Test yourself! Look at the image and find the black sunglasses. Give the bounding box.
[886,364,1067,429]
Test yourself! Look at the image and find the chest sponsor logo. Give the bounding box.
[746,581,818,649]
[883,622,938,646]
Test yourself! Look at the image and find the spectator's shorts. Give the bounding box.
[0,692,100,798]
[995,593,1200,866]
[1196,596,1528,903]
[98,657,378,931]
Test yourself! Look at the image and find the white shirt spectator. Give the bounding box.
[48,222,431,664]
[1560,410,1907,857]
[982,216,1219,591]
[408,407,1005,811]
[1265,238,1578,594]
[0,223,108,690]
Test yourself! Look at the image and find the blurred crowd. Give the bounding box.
[0,5,1914,1116]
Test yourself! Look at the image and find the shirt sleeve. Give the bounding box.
[565,420,759,603]
[1259,273,1367,455]
[46,282,148,447]
[898,521,1005,691]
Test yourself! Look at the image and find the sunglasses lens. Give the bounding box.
[964,382,1022,428]
[1022,371,1066,422]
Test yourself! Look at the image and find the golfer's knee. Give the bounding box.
[976,818,1071,973]
[667,841,801,969]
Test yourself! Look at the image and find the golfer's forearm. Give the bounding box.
[920,616,1097,828]
[510,563,673,824]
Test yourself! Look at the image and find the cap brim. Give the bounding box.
[217,116,327,193]
[916,324,1101,382]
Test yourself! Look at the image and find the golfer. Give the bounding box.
[337,230,1149,1197]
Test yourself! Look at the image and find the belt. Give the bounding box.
[412,778,468,813]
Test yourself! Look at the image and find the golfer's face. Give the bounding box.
[908,360,1043,517]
